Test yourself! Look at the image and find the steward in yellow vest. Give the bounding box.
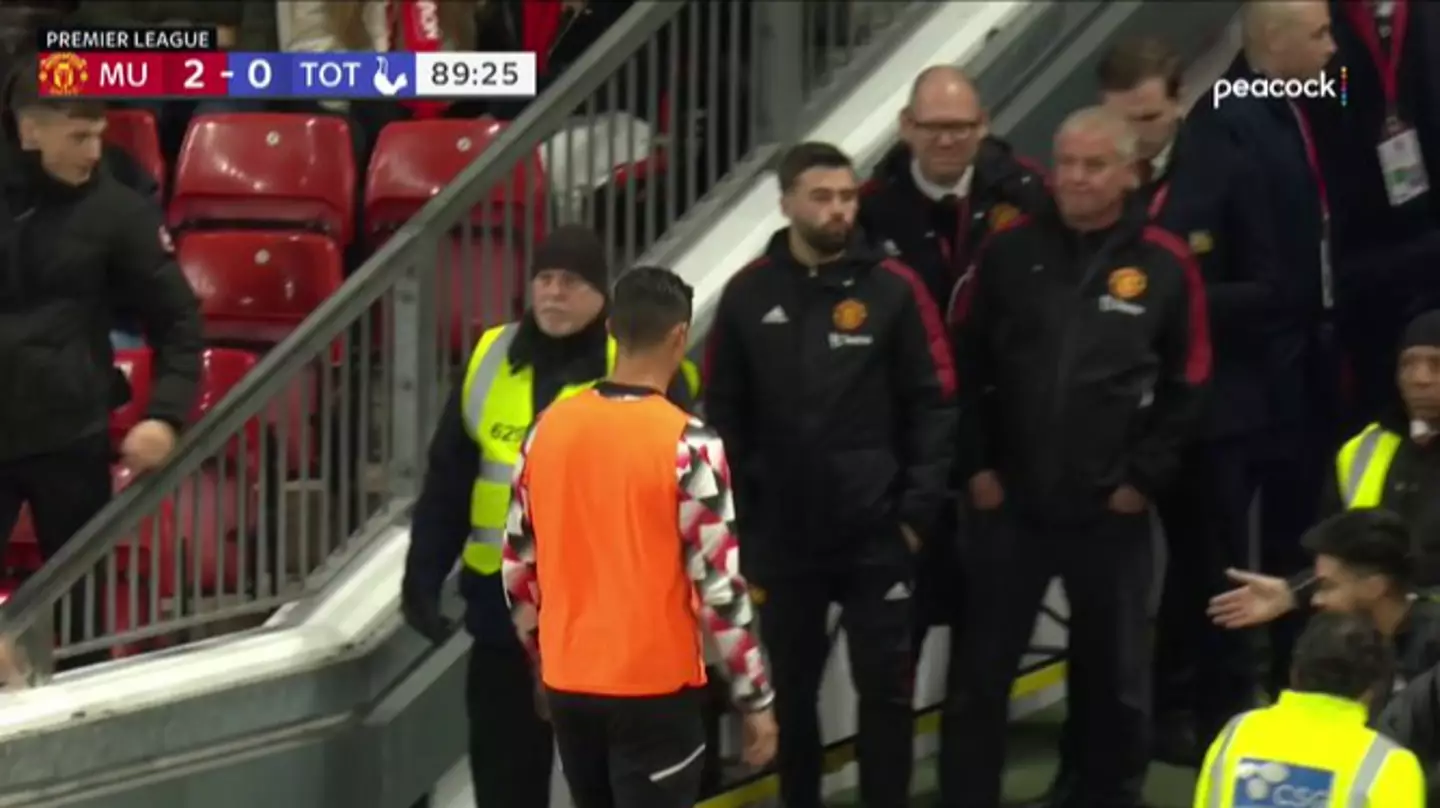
[397,227,698,808]
[1209,311,1440,627]
[1195,613,1424,808]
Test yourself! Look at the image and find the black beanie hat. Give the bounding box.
[531,225,609,296]
[1401,310,1440,351]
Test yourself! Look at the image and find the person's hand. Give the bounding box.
[900,523,921,554]
[968,470,1004,510]
[741,707,778,767]
[400,590,453,644]
[120,419,177,473]
[1207,569,1297,629]
[1108,484,1148,514]
[0,636,31,692]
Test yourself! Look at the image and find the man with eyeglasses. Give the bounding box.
[857,64,1048,659]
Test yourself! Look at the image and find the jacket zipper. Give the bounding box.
[1045,235,1124,489]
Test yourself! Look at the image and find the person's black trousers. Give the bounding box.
[939,507,1152,808]
[1153,437,1261,739]
[1256,424,1331,696]
[0,433,114,667]
[755,562,915,808]
[466,641,553,808]
[548,686,707,808]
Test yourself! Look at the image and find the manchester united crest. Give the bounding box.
[988,203,1020,230]
[1107,267,1148,301]
[832,299,867,331]
[37,52,89,97]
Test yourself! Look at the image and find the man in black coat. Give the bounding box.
[1307,0,1440,429]
[1191,0,1340,696]
[0,66,202,644]
[857,64,1047,658]
[1097,35,1283,763]
[940,106,1210,808]
[706,142,957,808]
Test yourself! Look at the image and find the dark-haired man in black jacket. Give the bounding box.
[858,67,1047,652]
[1096,35,1284,764]
[940,107,1210,808]
[0,66,201,654]
[706,141,956,808]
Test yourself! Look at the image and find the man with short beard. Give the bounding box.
[704,141,957,808]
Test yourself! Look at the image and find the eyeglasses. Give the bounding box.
[909,118,982,138]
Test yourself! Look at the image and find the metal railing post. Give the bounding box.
[388,249,440,500]
[752,3,806,142]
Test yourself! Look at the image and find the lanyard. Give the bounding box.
[1288,101,1330,219]
[934,196,973,283]
[1147,183,1170,220]
[1344,0,1410,112]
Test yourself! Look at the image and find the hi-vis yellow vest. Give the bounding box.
[458,322,700,575]
[1335,422,1404,509]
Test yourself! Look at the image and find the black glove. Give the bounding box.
[401,589,454,645]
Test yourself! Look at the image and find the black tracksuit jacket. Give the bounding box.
[704,230,958,574]
[950,199,1212,523]
[858,138,1050,312]
[0,147,201,462]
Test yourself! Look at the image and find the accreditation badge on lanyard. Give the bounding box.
[1290,101,1334,311]
[1349,0,1430,206]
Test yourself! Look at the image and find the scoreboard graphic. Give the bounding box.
[34,26,538,101]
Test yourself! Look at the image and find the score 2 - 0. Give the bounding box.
[164,52,230,98]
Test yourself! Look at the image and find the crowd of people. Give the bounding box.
[401,0,1440,807]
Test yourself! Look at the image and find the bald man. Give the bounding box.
[861,66,1048,313]
[942,107,1210,808]
[1191,0,1341,697]
[858,67,1048,653]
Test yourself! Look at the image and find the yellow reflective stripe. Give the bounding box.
[478,461,514,486]
[470,479,510,531]
[462,527,506,575]
[680,359,700,398]
[1348,734,1401,807]
[1342,424,1384,507]
[462,324,519,439]
[1206,713,1248,807]
[1337,423,1402,509]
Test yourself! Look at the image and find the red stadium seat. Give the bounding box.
[178,231,344,345]
[104,109,165,197]
[170,114,356,245]
[364,117,546,242]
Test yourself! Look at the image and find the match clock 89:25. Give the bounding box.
[414,52,537,98]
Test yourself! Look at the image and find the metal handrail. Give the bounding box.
[0,0,689,638]
[0,0,930,657]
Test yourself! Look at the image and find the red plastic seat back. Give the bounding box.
[104,110,165,197]
[170,114,356,244]
[179,231,344,344]
[364,118,545,241]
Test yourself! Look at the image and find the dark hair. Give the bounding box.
[8,60,105,119]
[1301,509,1415,591]
[777,141,853,193]
[1096,36,1182,99]
[609,266,693,351]
[1291,613,1391,700]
